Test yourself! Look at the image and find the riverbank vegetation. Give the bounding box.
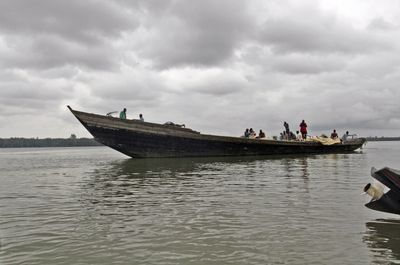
[366,137,400,141]
[0,134,101,148]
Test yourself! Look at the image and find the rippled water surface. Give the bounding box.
[1,142,400,264]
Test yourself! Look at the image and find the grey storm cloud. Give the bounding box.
[0,0,137,71]
[132,0,255,68]
[0,0,136,43]
[1,35,118,70]
[1,0,400,138]
[0,70,73,117]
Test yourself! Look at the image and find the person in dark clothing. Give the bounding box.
[299,120,307,140]
[258,130,266,138]
[282,131,287,140]
[244,128,250,137]
[331,129,338,139]
[290,131,296,140]
[283,121,290,135]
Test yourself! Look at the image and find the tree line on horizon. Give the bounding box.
[0,135,102,148]
[365,136,400,141]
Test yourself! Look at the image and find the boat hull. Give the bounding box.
[68,106,366,158]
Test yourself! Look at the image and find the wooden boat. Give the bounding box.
[68,106,366,158]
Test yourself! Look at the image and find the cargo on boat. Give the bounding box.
[68,106,366,158]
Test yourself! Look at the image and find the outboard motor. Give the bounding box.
[364,167,400,215]
[363,182,384,201]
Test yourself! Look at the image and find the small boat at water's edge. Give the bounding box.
[68,106,366,158]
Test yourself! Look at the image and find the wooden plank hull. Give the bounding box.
[68,106,366,158]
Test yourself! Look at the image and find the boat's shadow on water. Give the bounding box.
[80,152,361,209]
[364,219,400,262]
[85,152,364,188]
[81,155,314,203]
[94,155,292,178]
[93,152,360,179]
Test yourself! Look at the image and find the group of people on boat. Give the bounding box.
[119,108,144,121]
[332,130,353,142]
[243,128,266,139]
[280,120,308,141]
[242,119,354,143]
[288,121,354,142]
[118,109,354,143]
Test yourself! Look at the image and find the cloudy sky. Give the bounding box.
[1,0,400,138]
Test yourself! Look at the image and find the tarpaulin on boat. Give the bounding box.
[306,136,341,145]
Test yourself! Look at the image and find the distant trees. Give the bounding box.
[0,137,102,148]
[365,136,400,141]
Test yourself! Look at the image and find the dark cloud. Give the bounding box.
[133,0,255,68]
[0,70,73,117]
[0,35,118,70]
[0,0,138,72]
[0,0,136,44]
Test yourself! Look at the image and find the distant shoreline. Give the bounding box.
[0,137,102,148]
[365,137,400,142]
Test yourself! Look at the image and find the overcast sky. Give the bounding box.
[1,0,400,138]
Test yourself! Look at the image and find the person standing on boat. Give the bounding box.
[119,108,127,119]
[331,129,338,139]
[342,131,349,141]
[299,120,307,140]
[139,114,144,121]
[283,121,290,135]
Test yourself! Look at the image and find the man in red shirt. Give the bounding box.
[299,120,307,140]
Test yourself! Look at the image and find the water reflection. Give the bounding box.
[280,157,309,179]
[75,154,315,263]
[364,219,400,263]
[85,154,314,190]
[80,154,313,210]
[3,146,374,265]
[300,157,309,178]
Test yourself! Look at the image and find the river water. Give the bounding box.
[0,141,400,265]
